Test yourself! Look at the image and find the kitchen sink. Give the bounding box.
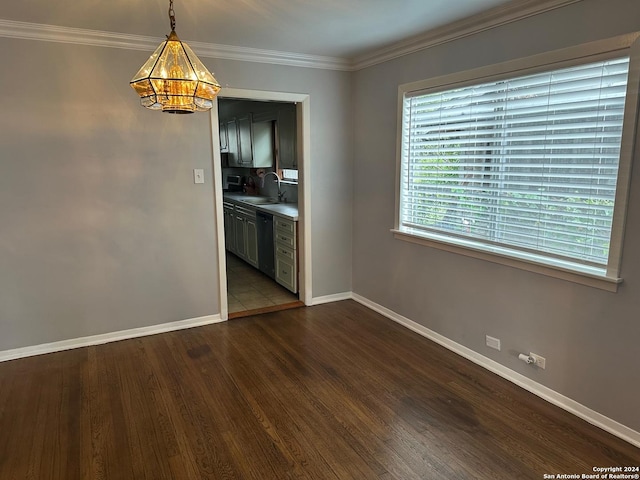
[241,197,279,205]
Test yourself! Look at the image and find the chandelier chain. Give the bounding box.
[169,0,176,31]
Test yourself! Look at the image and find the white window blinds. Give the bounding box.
[400,57,630,269]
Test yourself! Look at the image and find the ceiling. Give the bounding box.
[2,0,516,60]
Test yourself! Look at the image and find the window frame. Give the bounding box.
[279,168,299,184]
[393,34,640,292]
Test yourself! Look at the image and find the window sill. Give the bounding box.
[392,228,622,292]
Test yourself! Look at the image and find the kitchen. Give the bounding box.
[218,98,303,316]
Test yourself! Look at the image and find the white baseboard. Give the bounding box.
[351,293,640,449]
[0,314,224,363]
[311,291,354,305]
[3,295,639,448]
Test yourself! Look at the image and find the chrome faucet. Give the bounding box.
[261,171,286,202]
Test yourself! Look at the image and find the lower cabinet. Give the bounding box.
[234,213,247,259]
[232,204,258,269]
[223,202,236,254]
[224,199,297,294]
[275,255,296,292]
[245,216,258,268]
[274,217,297,293]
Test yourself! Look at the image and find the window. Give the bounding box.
[395,35,640,290]
[281,168,299,183]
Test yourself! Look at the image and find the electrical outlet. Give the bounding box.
[530,352,546,369]
[486,335,501,351]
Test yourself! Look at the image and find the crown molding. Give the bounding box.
[0,0,583,73]
[0,18,351,71]
[0,19,163,52]
[352,0,584,70]
[187,38,351,71]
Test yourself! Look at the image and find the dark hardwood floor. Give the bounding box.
[0,300,638,479]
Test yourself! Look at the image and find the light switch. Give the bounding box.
[193,169,205,184]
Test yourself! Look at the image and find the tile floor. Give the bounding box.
[226,252,299,314]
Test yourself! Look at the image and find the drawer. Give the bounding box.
[275,256,297,293]
[275,217,295,235]
[275,231,296,250]
[234,205,256,218]
[275,245,295,261]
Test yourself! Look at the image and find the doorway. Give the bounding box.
[210,89,311,321]
[225,251,298,316]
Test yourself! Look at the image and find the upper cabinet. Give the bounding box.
[225,113,274,168]
[277,105,297,169]
[252,121,275,168]
[237,115,254,166]
[226,118,240,166]
[218,100,297,170]
[219,121,228,152]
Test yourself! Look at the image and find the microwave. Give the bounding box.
[226,174,244,192]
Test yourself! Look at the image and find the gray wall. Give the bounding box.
[352,0,640,432]
[3,0,636,439]
[0,37,353,351]
[192,59,355,299]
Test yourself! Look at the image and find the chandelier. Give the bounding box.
[130,0,221,114]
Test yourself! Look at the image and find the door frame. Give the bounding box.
[209,89,312,320]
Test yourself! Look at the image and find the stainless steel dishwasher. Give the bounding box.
[256,211,275,279]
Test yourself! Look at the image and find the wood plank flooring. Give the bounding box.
[0,300,638,479]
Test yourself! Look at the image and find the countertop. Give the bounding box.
[223,193,299,221]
